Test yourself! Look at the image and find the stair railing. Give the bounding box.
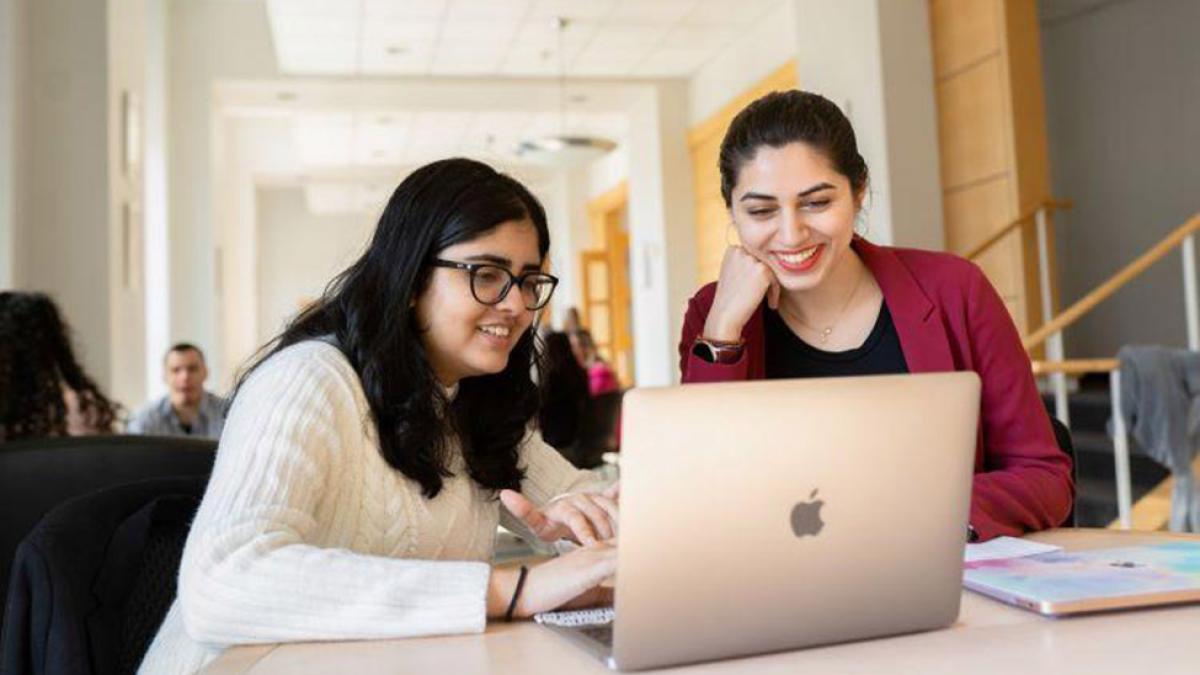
[1021,212,1200,528]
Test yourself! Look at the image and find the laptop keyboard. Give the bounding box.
[534,607,615,647]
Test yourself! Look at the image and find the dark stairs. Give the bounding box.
[1044,375,1168,527]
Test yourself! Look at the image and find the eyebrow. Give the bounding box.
[463,253,541,272]
[739,182,836,202]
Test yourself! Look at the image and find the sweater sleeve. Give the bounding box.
[176,344,490,646]
[965,266,1075,541]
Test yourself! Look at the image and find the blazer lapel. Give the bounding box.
[854,238,956,373]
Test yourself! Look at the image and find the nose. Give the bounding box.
[777,208,811,248]
[497,280,527,316]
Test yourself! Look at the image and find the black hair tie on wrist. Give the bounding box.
[505,565,530,622]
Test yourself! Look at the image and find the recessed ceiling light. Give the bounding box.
[277,91,298,102]
[567,93,588,104]
[386,45,409,56]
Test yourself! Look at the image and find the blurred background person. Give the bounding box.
[568,329,619,396]
[127,343,226,439]
[0,291,120,442]
[538,330,590,453]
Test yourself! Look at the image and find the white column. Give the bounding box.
[626,82,697,386]
[791,0,943,250]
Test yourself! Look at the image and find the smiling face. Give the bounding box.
[414,219,544,386]
[730,142,863,293]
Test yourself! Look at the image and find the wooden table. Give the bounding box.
[203,529,1200,674]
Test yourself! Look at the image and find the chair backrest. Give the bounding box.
[1,476,205,675]
[568,391,624,469]
[1048,417,1078,527]
[0,435,216,626]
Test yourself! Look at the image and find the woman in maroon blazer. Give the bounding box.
[679,90,1073,542]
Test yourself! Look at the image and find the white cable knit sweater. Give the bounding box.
[138,340,603,674]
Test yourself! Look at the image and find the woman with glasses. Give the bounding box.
[141,159,618,675]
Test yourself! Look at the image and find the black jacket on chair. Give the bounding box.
[0,477,206,675]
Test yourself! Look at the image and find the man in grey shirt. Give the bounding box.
[127,343,226,438]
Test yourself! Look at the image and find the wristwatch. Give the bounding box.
[692,336,745,365]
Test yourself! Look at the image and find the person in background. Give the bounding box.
[127,343,226,439]
[139,159,618,675]
[568,329,620,396]
[538,330,590,452]
[679,90,1073,542]
[0,291,120,441]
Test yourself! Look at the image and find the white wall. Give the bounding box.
[255,187,373,345]
[167,0,279,383]
[143,0,170,399]
[791,0,942,249]
[688,0,797,125]
[107,0,149,408]
[17,0,114,389]
[0,0,19,288]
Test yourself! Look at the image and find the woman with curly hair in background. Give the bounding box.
[0,291,121,441]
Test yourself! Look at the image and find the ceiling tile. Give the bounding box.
[526,0,616,22]
[685,0,778,26]
[364,0,450,20]
[358,39,435,75]
[294,113,354,166]
[659,25,738,50]
[605,0,698,25]
[445,0,533,22]
[360,18,441,43]
[439,19,520,43]
[630,46,714,77]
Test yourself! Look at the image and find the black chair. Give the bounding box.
[1,476,205,675]
[1048,417,1078,528]
[0,435,216,627]
[566,391,624,470]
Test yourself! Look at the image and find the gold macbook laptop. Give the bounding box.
[538,372,981,671]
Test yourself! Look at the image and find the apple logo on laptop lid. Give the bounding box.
[791,489,825,538]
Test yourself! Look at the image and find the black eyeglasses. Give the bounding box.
[432,259,559,311]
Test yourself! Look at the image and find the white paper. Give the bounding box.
[964,536,1062,563]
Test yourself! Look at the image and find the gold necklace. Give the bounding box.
[780,268,866,345]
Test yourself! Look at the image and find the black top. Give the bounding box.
[764,301,910,379]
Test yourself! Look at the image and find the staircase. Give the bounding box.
[1043,375,1168,527]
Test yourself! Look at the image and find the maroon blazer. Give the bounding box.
[679,237,1074,542]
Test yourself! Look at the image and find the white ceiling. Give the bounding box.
[265,0,784,78]
[289,108,628,168]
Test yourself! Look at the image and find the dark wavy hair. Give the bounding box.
[719,90,870,207]
[235,158,550,498]
[0,291,120,441]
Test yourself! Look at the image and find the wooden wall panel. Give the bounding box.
[930,0,1053,342]
[688,61,798,285]
[936,58,1010,189]
[942,176,1014,254]
[930,0,1001,78]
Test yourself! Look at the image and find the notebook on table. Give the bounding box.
[963,541,1200,616]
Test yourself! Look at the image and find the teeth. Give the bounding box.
[778,247,819,265]
[478,325,511,338]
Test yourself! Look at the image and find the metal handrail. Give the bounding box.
[962,199,1074,261]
